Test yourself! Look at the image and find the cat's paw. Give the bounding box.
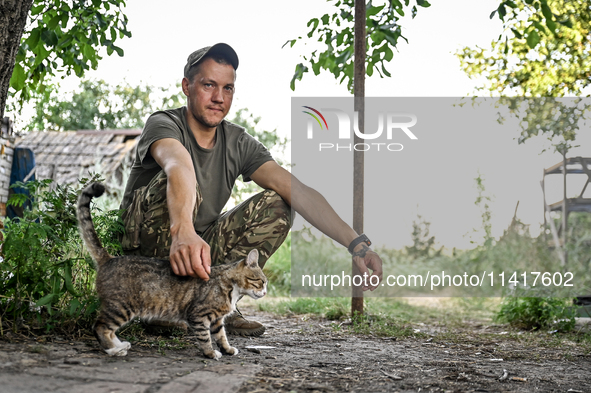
[220,345,239,355]
[105,341,131,356]
[204,350,222,360]
[105,346,128,357]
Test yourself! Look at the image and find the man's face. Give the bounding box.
[182,57,236,131]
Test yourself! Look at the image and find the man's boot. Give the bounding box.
[224,308,265,337]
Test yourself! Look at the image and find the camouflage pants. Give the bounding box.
[120,170,292,268]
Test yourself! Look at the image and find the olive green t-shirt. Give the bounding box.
[121,106,274,233]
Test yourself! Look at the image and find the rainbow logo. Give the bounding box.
[302,106,329,130]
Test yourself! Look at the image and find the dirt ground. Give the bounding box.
[0,304,589,393]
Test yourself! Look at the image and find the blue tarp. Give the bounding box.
[7,147,36,219]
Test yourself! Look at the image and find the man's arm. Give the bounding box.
[250,161,382,291]
[150,138,211,280]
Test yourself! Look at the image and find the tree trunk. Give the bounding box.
[0,0,34,119]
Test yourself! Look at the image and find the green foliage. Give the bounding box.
[473,172,494,248]
[22,79,184,131]
[496,296,577,331]
[9,0,132,109]
[460,0,589,96]
[494,98,584,154]
[286,0,431,92]
[458,1,590,152]
[259,297,351,320]
[405,213,442,259]
[263,233,291,296]
[227,108,289,204]
[0,176,123,333]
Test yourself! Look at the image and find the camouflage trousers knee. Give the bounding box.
[120,170,292,268]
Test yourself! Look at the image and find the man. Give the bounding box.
[120,43,383,336]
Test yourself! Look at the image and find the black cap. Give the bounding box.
[183,43,239,77]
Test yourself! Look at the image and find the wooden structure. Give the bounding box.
[352,0,366,315]
[542,156,591,265]
[15,129,140,186]
[0,117,16,216]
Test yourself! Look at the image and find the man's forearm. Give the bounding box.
[291,180,358,248]
[165,164,197,236]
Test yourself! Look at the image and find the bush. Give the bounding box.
[496,296,577,331]
[0,177,123,334]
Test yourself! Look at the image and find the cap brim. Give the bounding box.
[192,43,239,70]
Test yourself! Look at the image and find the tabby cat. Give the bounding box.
[77,183,268,359]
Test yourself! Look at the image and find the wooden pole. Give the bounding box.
[352,0,366,316]
[562,151,568,268]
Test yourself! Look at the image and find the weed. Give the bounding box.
[258,297,351,320]
[496,296,577,331]
[0,176,123,334]
[350,313,422,338]
[263,233,291,296]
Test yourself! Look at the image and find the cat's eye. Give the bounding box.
[246,277,263,288]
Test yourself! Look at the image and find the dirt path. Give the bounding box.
[0,309,589,393]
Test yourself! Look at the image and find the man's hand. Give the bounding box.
[352,244,383,291]
[169,223,211,280]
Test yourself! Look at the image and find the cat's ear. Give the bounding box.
[245,249,259,268]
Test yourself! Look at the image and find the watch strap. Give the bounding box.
[348,234,372,255]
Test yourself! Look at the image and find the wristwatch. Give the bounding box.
[348,234,372,255]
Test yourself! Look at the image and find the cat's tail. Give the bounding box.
[77,182,112,268]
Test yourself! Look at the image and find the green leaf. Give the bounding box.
[48,15,60,29]
[416,0,431,7]
[61,12,69,28]
[510,28,523,39]
[381,63,392,77]
[532,20,546,33]
[527,30,540,48]
[41,30,59,47]
[541,1,553,21]
[367,4,385,17]
[558,18,573,28]
[26,29,42,49]
[10,63,26,91]
[384,46,393,61]
[30,4,45,15]
[503,0,518,8]
[82,44,95,59]
[282,39,296,49]
[498,3,506,20]
[36,293,55,307]
[64,263,78,295]
[290,63,308,91]
[307,18,319,38]
[69,298,81,316]
[112,45,124,57]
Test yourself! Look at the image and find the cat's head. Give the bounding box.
[236,249,267,299]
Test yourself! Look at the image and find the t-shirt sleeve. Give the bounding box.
[238,132,275,182]
[136,112,184,169]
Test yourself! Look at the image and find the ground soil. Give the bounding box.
[0,304,589,393]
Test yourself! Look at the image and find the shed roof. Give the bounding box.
[16,130,141,185]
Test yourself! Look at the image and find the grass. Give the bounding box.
[262,233,291,296]
[249,294,591,354]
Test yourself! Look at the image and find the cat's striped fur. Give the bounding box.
[77,183,267,359]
